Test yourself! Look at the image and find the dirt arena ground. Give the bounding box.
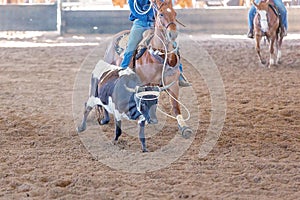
[0,33,299,199]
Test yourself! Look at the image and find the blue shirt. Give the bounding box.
[128,0,155,22]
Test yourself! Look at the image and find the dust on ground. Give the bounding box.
[0,34,299,199]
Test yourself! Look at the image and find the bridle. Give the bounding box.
[257,4,276,33]
[154,6,176,29]
[132,1,190,122]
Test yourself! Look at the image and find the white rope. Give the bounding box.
[135,91,160,100]
[133,0,153,15]
[132,0,191,122]
[154,31,191,122]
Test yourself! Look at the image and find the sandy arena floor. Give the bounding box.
[0,33,299,199]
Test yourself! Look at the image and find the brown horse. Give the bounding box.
[253,0,285,68]
[104,0,192,136]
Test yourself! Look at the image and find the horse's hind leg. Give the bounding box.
[113,119,122,145]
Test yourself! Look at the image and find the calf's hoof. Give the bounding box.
[268,64,272,68]
[77,124,86,133]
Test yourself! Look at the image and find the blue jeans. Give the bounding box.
[121,19,184,73]
[248,0,287,30]
[120,19,154,68]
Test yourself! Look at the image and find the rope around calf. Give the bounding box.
[155,33,191,122]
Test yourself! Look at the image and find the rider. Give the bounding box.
[247,0,288,38]
[121,0,191,87]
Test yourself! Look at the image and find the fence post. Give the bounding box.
[57,0,62,35]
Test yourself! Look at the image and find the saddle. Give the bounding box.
[114,29,154,60]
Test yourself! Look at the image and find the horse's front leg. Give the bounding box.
[167,83,193,138]
[255,35,266,65]
[276,34,284,64]
[268,37,276,68]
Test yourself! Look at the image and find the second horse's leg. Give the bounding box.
[255,36,266,65]
[268,37,276,68]
[276,33,284,64]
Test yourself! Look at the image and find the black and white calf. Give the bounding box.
[77,60,173,152]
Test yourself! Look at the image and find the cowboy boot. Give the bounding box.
[281,26,287,36]
[179,73,191,87]
[247,28,254,39]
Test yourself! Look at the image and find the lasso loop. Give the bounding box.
[133,0,153,15]
[154,33,191,122]
[133,0,190,122]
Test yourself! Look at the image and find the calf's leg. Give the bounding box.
[139,120,148,152]
[255,37,265,65]
[77,104,93,133]
[113,120,122,144]
[77,76,100,132]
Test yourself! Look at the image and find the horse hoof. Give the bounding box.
[142,148,148,153]
[112,139,118,145]
[181,126,193,139]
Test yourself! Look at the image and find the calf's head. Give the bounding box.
[135,86,160,124]
[127,82,175,124]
